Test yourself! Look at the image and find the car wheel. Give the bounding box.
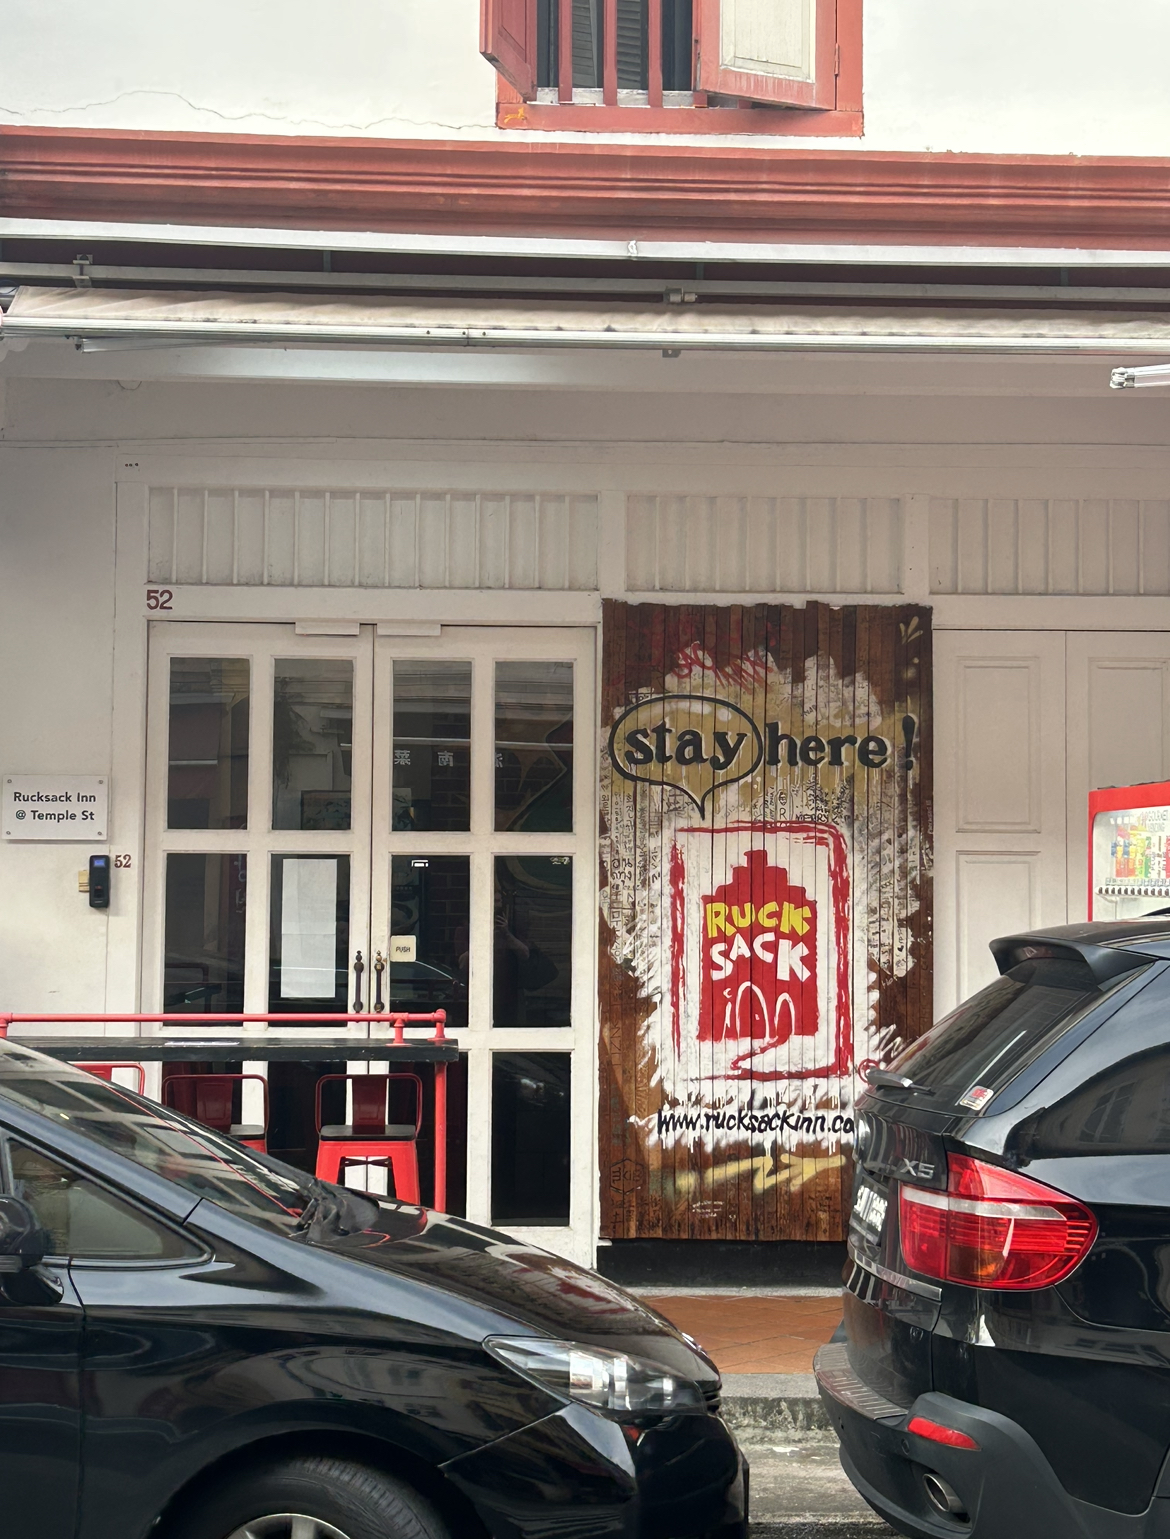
[172,1456,451,1539]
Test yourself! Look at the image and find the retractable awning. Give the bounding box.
[6,285,1170,355]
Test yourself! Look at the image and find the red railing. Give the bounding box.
[0,1011,448,1041]
[0,1011,450,1211]
[557,0,665,107]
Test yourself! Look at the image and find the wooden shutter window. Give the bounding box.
[481,0,540,100]
[696,0,837,108]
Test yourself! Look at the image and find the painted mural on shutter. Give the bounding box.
[598,601,933,1242]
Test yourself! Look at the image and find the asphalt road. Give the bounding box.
[752,1528,897,1539]
[745,1441,899,1537]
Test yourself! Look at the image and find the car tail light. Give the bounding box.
[899,1154,1097,1290]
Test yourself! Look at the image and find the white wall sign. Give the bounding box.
[3,775,108,841]
[389,935,418,962]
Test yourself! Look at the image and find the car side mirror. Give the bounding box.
[0,1197,49,1272]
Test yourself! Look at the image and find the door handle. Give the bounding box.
[373,951,386,1013]
[352,951,365,1013]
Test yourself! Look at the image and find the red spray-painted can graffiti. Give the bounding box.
[698,848,819,1049]
[668,823,851,1082]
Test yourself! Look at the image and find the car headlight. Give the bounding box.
[486,1336,706,1416]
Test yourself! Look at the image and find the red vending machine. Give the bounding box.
[1088,779,1170,921]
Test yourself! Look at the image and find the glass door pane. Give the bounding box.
[494,661,574,832]
[163,853,247,1012]
[268,854,352,1015]
[389,855,470,1026]
[493,855,572,1027]
[393,660,472,832]
[492,1052,571,1225]
[167,658,249,829]
[272,659,354,831]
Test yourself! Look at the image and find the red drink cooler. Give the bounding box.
[1088,779,1170,921]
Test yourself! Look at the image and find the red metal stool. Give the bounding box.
[163,1073,270,1152]
[314,1074,422,1201]
[74,1062,146,1095]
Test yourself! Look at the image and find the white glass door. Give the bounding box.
[371,627,596,1264]
[144,621,597,1263]
[143,621,375,1027]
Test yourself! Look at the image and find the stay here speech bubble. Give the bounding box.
[608,694,764,816]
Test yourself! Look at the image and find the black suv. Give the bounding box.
[816,920,1170,1539]
[0,1041,745,1539]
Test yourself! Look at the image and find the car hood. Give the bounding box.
[304,1200,720,1389]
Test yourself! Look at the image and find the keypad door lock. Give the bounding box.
[87,854,111,909]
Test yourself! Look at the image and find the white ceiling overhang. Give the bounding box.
[5,216,1170,270]
[7,286,1170,356]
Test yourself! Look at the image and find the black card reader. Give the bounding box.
[88,854,111,910]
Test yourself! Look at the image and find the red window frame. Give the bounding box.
[490,0,861,137]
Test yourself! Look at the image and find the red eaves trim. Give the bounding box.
[4,127,1170,248]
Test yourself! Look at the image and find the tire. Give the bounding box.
[170,1455,452,1539]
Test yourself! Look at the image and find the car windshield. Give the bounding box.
[0,1043,349,1236]
[886,955,1141,1107]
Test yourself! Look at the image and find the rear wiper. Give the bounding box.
[865,1067,935,1096]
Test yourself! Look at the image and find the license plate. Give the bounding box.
[851,1182,888,1239]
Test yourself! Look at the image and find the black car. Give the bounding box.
[816,919,1170,1539]
[0,1041,746,1539]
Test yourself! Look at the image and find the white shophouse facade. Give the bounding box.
[3,0,1170,1276]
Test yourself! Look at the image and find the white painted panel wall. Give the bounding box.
[1066,634,1170,921]
[937,628,1170,1015]
[148,487,599,591]
[953,659,1042,833]
[930,498,1170,597]
[0,450,119,1012]
[934,632,1068,1014]
[626,494,901,594]
[4,0,1170,154]
[955,852,1041,1004]
[0,0,499,141]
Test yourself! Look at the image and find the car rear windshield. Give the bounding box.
[886,955,1140,1107]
